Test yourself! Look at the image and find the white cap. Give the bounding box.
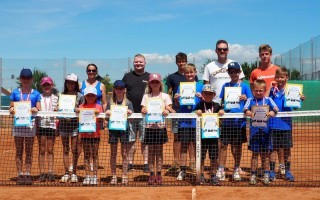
[65,73,78,82]
[83,87,97,96]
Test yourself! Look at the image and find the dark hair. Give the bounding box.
[62,80,80,94]
[216,39,228,49]
[275,67,289,76]
[259,44,272,54]
[175,52,187,62]
[86,63,98,71]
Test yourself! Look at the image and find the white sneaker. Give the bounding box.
[233,168,241,181]
[122,176,128,185]
[68,165,73,173]
[60,173,70,183]
[70,174,78,183]
[177,170,186,181]
[90,176,98,185]
[249,175,257,185]
[83,175,91,185]
[110,175,117,185]
[216,170,225,181]
[263,173,270,185]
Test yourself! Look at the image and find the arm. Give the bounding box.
[100,83,107,112]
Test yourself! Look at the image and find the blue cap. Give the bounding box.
[114,80,126,88]
[20,68,33,77]
[227,62,241,71]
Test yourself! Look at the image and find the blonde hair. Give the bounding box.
[184,63,197,73]
[110,88,128,106]
[146,81,164,94]
[253,79,267,90]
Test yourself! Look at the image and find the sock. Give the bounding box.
[264,170,270,174]
[251,171,257,176]
[144,161,148,165]
[270,162,275,171]
[157,171,161,176]
[150,171,155,176]
[218,166,224,172]
[18,172,23,176]
[285,161,291,172]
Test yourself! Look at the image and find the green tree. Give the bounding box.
[289,69,301,80]
[199,58,215,74]
[97,74,113,93]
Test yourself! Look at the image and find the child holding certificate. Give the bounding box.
[174,64,203,181]
[59,73,84,183]
[194,84,224,185]
[106,80,134,185]
[37,77,59,183]
[141,73,173,185]
[9,68,41,185]
[217,62,252,182]
[78,87,103,185]
[268,67,305,182]
[244,79,278,185]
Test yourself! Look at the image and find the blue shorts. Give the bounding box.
[248,130,272,153]
[271,130,293,149]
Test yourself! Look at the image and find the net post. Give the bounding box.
[195,116,201,184]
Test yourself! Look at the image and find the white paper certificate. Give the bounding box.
[14,102,31,127]
[79,108,96,132]
[109,105,128,131]
[285,84,303,108]
[201,113,220,139]
[251,105,269,127]
[58,94,76,113]
[146,98,164,123]
[224,87,241,110]
[180,82,196,105]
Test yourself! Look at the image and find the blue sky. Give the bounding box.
[0,0,319,89]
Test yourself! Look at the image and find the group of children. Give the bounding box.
[9,62,304,186]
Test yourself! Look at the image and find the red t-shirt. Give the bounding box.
[250,64,279,92]
[79,103,103,138]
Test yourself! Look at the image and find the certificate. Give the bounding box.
[13,102,31,127]
[251,105,269,127]
[79,108,96,132]
[224,87,241,110]
[285,84,303,108]
[109,105,128,131]
[201,113,220,139]
[179,82,196,105]
[146,98,164,123]
[58,94,76,113]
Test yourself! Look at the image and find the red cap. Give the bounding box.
[41,77,53,85]
[149,73,162,82]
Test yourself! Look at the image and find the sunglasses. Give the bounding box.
[87,69,97,73]
[228,71,239,74]
[115,87,125,90]
[217,48,228,52]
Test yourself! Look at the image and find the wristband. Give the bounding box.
[272,109,278,114]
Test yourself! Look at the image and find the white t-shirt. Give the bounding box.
[202,59,245,103]
[39,94,59,129]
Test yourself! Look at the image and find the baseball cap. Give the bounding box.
[149,73,162,82]
[114,80,125,88]
[41,77,53,85]
[202,84,216,93]
[65,73,78,82]
[20,68,33,78]
[227,62,241,71]
[83,87,97,96]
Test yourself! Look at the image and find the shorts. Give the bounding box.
[109,130,134,144]
[248,130,272,153]
[12,120,36,137]
[177,128,196,143]
[132,119,144,142]
[58,118,78,136]
[81,137,100,143]
[220,127,247,145]
[271,130,293,149]
[171,119,178,134]
[201,139,219,161]
[144,128,168,145]
[37,127,56,137]
[59,130,78,137]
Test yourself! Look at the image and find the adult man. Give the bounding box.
[202,39,245,104]
[250,44,279,95]
[122,54,150,172]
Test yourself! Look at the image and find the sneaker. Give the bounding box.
[177,170,186,181]
[82,175,91,185]
[70,174,78,183]
[47,173,55,182]
[143,164,149,173]
[38,173,47,182]
[148,173,156,185]
[200,173,206,185]
[249,175,257,185]
[210,175,220,186]
[60,173,70,183]
[263,173,270,185]
[128,164,134,171]
[110,175,117,185]
[16,175,25,185]
[216,170,225,181]
[122,176,128,185]
[155,174,162,185]
[24,175,33,185]
[90,176,98,185]
[269,171,276,181]
[233,168,241,181]
[284,171,294,182]
[279,164,286,175]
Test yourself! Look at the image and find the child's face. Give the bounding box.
[184,69,196,82]
[20,76,33,87]
[202,91,215,102]
[114,87,126,96]
[85,93,97,104]
[227,69,240,82]
[176,59,187,71]
[149,80,161,90]
[253,85,266,99]
[41,83,53,94]
[275,73,289,88]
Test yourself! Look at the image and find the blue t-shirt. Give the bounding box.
[10,88,41,107]
[268,87,292,130]
[80,81,103,105]
[219,81,253,129]
[244,97,278,136]
[177,82,203,128]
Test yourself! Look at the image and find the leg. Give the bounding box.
[231,144,242,169]
[173,134,181,166]
[141,143,148,165]
[148,145,155,173]
[188,141,196,170]
[47,135,56,173]
[82,141,91,176]
[25,137,35,174]
[110,143,118,175]
[14,137,24,175]
[92,141,100,177]
[37,135,46,174]
[61,136,70,173]
[71,135,80,175]
[218,142,228,171]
